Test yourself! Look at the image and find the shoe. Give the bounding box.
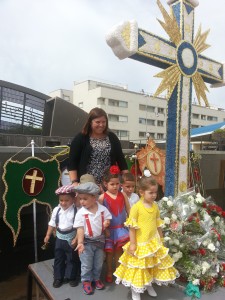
[131,290,141,300]
[147,285,157,297]
[82,281,93,295]
[105,273,113,283]
[94,280,105,290]
[53,279,63,288]
[69,278,79,287]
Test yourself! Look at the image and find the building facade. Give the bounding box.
[49,79,225,142]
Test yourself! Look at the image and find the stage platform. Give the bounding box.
[27,259,224,300]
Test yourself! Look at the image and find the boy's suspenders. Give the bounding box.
[55,206,77,229]
[84,211,104,237]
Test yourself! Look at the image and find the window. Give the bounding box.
[108,114,128,122]
[201,115,206,120]
[119,115,128,122]
[149,132,155,138]
[139,131,146,137]
[1,88,45,132]
[139,104,155,112]
[97,97,105,105]
[139,118,146,124]
[191,124,199,128]
[118,101,128,108]
[139,118,155,126]
[139,132,155,138]
[108,99,128,108]
[192,113,199,119]
[207,116,218,121]
[63,95,70,101]
[157,133,164,139]
[147,119,155,126]
[158,107,164,114]
[157,120,164,127]
[113,130,129,137]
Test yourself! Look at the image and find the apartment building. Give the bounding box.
[49,79,225,142]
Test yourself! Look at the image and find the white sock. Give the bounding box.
[131,289,141,300]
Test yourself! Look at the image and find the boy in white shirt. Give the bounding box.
[121,173,139,207]
[44,184,79,288]
[72,182,112,295]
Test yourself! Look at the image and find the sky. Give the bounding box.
[0,0,225,108]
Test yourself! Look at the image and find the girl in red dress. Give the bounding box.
[99,166,130,282]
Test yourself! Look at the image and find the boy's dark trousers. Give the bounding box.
[54,237,80,281]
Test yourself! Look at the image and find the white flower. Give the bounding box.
[207,243,216,252]
[215,216,220,223]
[188,195,194,202]
[195,197,202,204]
[171,213,177,221]
[173,239,180,246]
[164,217,171,224]
[144,169,151,177]
[196,193,202,198]
[202,239,211,246]
[192,279,200,285]
[216,241,220,247]
[172,251,183,262]
[162,196,168,202]
[202,261,210,274]
[164,236,171,241]
[167,200,173,207]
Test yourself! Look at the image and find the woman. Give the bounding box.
[68,107,128,185]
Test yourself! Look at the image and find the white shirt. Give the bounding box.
[121,189,139,207]
[74,202,112,237]
[128,192,139,207]
[49,204,76,231]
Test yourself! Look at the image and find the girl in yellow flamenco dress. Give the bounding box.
[114,176,179,300]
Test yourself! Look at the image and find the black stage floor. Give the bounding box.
[27,259,224,300]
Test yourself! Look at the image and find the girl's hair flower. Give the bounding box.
[110,165,120,175]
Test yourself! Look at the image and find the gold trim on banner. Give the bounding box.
[2,156,61,246]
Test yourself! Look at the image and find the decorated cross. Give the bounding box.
[106,0,224,197]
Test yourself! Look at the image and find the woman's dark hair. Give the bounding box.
[82,107,108,135]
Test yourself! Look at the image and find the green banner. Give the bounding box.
[2,157,61,246]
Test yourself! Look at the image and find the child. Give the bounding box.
[121,172,139,207]
[98,166,130,283]
[72,182,112,295]
[44,184,79,288]
[114,176,179,300]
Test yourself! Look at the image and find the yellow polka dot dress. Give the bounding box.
[114,199,179,293]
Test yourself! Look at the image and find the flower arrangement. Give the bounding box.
[158,190,225,294]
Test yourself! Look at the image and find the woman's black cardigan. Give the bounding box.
[68,131,128,180]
